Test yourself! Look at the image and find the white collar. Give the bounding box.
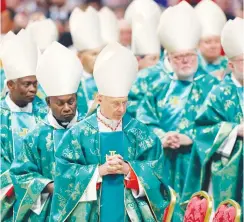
[47,110,78,129]
[97,107,122,132]
[231,74,243,88]
[83,70,93,80]
[5,94,33,113]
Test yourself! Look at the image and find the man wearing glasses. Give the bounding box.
[137,2,219,220]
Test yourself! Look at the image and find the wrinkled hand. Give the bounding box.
[43,182,54,194]
[178,134,193,146]
[98,155,130,176]
[237,123,243,137]
[162,132,181,149]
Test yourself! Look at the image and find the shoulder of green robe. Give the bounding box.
[0,100,11,129]
[147,76,171,99]
[195,70,220,87]
[220,56,228,67]
[136,60,163,80]
[32,96,48,117]
[25,120,50,139]
[63,113,98,139]
[208,77,238,102]
[0,99,11,115]
[124,114,161,149]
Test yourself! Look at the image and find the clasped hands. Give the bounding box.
[99,154,130,177]
[162,131,193,149]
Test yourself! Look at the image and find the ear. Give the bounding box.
[76,52,83,63]
[96,94,102,105]
[7,80,16,91]
[136,56,141,62]
[228,61,234,72]
[167,55,171,62]
[46,97,51,107]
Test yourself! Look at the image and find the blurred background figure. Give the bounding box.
[1,0,241,51]
[233,0,243,18]
[195,0,228,80]
[26,18,58,52]
[125,0,161,69]
[1,1,15,40]
[14,12,29,32]
[214,0,235,20]
[118,19,131,48]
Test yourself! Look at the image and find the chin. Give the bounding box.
[63,116,75,122]
[207,54,219,61]
[113,115,123,120]
[179,68,196,76]
[25,97,35,103]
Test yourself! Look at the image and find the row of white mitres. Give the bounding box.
[0,3,243,101]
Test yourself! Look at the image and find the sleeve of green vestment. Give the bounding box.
[136,95,165,140]
[10,136,52,221]
[194,88,238,165]
[128,136,170,221]
[50,127,97,222]
[181,87,238,202]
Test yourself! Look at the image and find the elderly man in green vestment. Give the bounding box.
[195,0,228,80]
[0,29,47,221]
[9,42,84,221]
[51,42,171,222]
[182,17,244,213]
[136,2,219,220]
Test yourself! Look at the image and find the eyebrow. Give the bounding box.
[21,80,38,84]
[111,100,128,103]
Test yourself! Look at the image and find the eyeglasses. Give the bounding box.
[171,53,197,62]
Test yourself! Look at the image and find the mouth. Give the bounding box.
[27,94,35,98]
[182,66,191,70]
[63,114,73,118]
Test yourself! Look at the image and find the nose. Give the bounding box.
[182,57,188,63]
[118,103,126,113]
[29,84,37,94]
[63,103,72,113]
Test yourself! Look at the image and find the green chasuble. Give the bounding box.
[77,81,89,118]
[84,77,98,101]
[0,67,5,100]
[182,74,243,211]
[81,73,98,107]
[9,114,79,222]
[198,53,228,79]
[0,96,47,222]
[136,68,219,221]
[51,113,171,222]
[128,53,172,117]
